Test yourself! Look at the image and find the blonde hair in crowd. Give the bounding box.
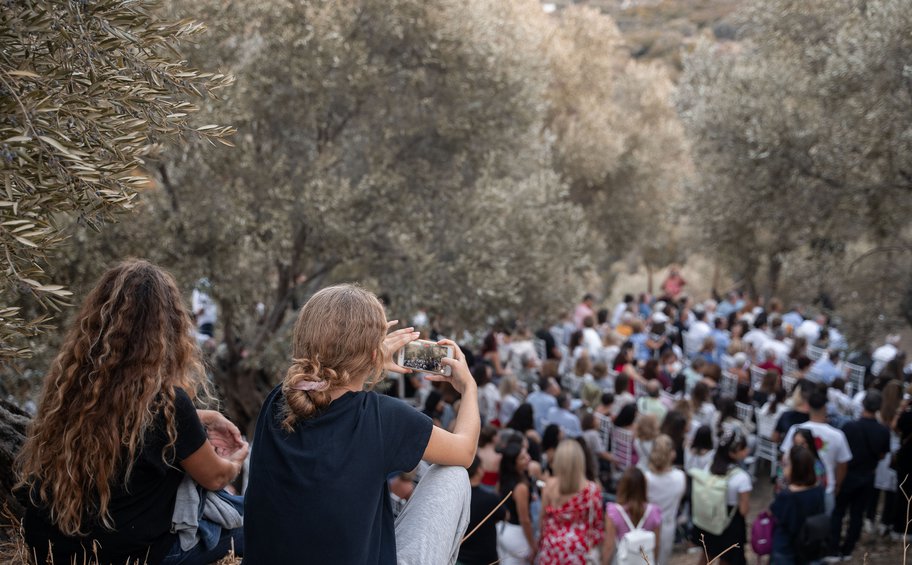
[282,284,387,430]
[552,439,586,495]
[648,434,675,472]
[635,413,660,441]
[17,260,209,536]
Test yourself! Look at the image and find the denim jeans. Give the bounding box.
[160,526,243,565]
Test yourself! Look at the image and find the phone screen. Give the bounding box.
[400,341,451,374]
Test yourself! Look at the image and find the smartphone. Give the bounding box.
[397,339,454,377]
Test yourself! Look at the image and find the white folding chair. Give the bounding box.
[611,426,635,477]
[720,370,738,399]
[532,338,546,363]
[750,365,766,391]
[846,362,865,396]
[753,410,780,479]
[596,412,613,448]
[784,357,798,374]
[659,390,675,408]
[735,401,754,423]
[753,436,779,479]
[807,344,825,361]
[781,375,797,394]
[634,380,647,399]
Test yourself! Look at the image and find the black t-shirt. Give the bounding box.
[24,387,208,565]
[243,387,433,565]
[843,417,890,476]
[895,410,912,473]
[458,486,507,565]
[775,410,810,438]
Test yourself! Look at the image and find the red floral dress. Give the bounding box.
[539,481,604,565]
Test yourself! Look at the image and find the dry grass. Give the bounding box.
[0,513,242,565]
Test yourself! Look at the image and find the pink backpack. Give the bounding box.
[751,511,774,556]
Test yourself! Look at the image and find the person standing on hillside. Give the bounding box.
[574,294,597,328]
[660,266,686,302]
[827,391,890,561]
[780,390,853,515]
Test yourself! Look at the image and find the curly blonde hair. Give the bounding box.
[17,260,208,536]
[281,284,387,430]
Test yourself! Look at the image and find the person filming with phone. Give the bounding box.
[243,284,480,564]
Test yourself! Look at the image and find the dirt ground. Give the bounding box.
[668,474,906,564]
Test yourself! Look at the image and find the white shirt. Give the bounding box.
[684,449,714,473]
[478,382,501,425]
[684,321,711,358]
[766,339,790,365]
[646,468,687,565]
[646,469,686,517]
[743,328,770,354]
[598,345,620,367]
[611,302,629,327]
[796,319,821,343]
[582,327,603,360]
[725,468,753,505]
[506,339,539,374]
[692,402,718,430]
[872,343,899,376]
[191,289,217,327]
[612,392,636,417]
[828,389,855,417]
[781,421,853,494]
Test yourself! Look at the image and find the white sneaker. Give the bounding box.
[864,518,875,534]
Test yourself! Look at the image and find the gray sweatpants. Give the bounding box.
[395,465,471,565]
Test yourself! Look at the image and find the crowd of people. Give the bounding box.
[402,278,911,565]
[13,258,912,565]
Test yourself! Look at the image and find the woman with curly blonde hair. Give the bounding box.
[19,259,249,565]
[243,284,479,564]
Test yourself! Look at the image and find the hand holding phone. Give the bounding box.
[397,339,454,377]
[384,320,420,374]
[433,339,475,396]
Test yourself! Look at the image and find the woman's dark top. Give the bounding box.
[23,387,208,565]
[895,409,912,475]
[243,387,433,565]
[770,485,825,557]
[458,485,508,565]
[500,477,527,525]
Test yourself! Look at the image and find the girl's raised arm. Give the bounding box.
[422,340,480,467]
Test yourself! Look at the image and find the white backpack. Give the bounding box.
[612,503,656,565]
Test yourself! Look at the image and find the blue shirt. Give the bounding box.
[711,329,730,359]
[716,299,743,320]
[244,387,433,565]
[526,391,557,436]
[545,407,582,438]
[809,358,840,385]
[782,311,804,330]
[629,332,650,362]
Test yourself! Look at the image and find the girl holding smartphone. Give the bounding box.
[243,284,479,564]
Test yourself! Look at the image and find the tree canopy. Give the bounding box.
[678,0,912,340]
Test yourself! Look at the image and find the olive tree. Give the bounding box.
[678,0,912,339]
[0,0,232,359]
